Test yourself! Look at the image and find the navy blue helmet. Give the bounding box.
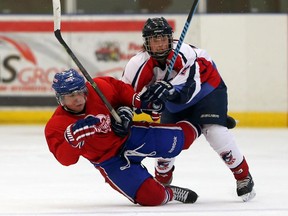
[52,68,87,105]
[142,17,173,61]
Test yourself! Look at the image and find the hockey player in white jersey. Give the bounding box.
[121,17,255,202]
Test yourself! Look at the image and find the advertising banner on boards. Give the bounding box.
[0,17,175,106]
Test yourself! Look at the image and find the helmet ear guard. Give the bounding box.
[142,17,173,61]
[55,93,63,106]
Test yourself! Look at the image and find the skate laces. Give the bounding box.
[172,187,189,202]
[120,143,156,170]
[237,174,252,189]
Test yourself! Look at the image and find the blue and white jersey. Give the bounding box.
[121,41,223,113]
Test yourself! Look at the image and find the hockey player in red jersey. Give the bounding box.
[121,17,255,202]
[44,68,201,206]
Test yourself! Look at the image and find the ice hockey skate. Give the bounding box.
[237,172,256,202]
[169,185,198,203]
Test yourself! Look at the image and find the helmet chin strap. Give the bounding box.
[152,51,170,63]
[62,105,86,114]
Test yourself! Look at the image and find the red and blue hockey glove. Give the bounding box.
[151,111,161,122]
[111,106,134,138]
[64,115,100,148]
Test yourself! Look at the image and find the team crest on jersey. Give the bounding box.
[94,114,111,133]
[220,150,236,165]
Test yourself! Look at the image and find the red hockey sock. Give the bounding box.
[176,121,198,150]
[135,177,172,206]
[231,157,249,180]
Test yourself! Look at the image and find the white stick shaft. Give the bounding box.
[52,0,61,31]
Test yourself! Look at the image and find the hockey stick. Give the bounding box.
[52,0,121,123]
[163,0,199,81]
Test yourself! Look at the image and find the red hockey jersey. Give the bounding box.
[45,76,136,166]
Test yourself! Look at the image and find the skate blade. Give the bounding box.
[241,189,256,202]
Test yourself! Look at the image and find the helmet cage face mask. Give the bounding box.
[143,34,173,61]
[142,17,173,61]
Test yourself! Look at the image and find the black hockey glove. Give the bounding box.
[111,106,134,138]
[140,80,179,103]
[132,92,165,114]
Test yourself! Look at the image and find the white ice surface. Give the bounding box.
[0,125,288,216]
